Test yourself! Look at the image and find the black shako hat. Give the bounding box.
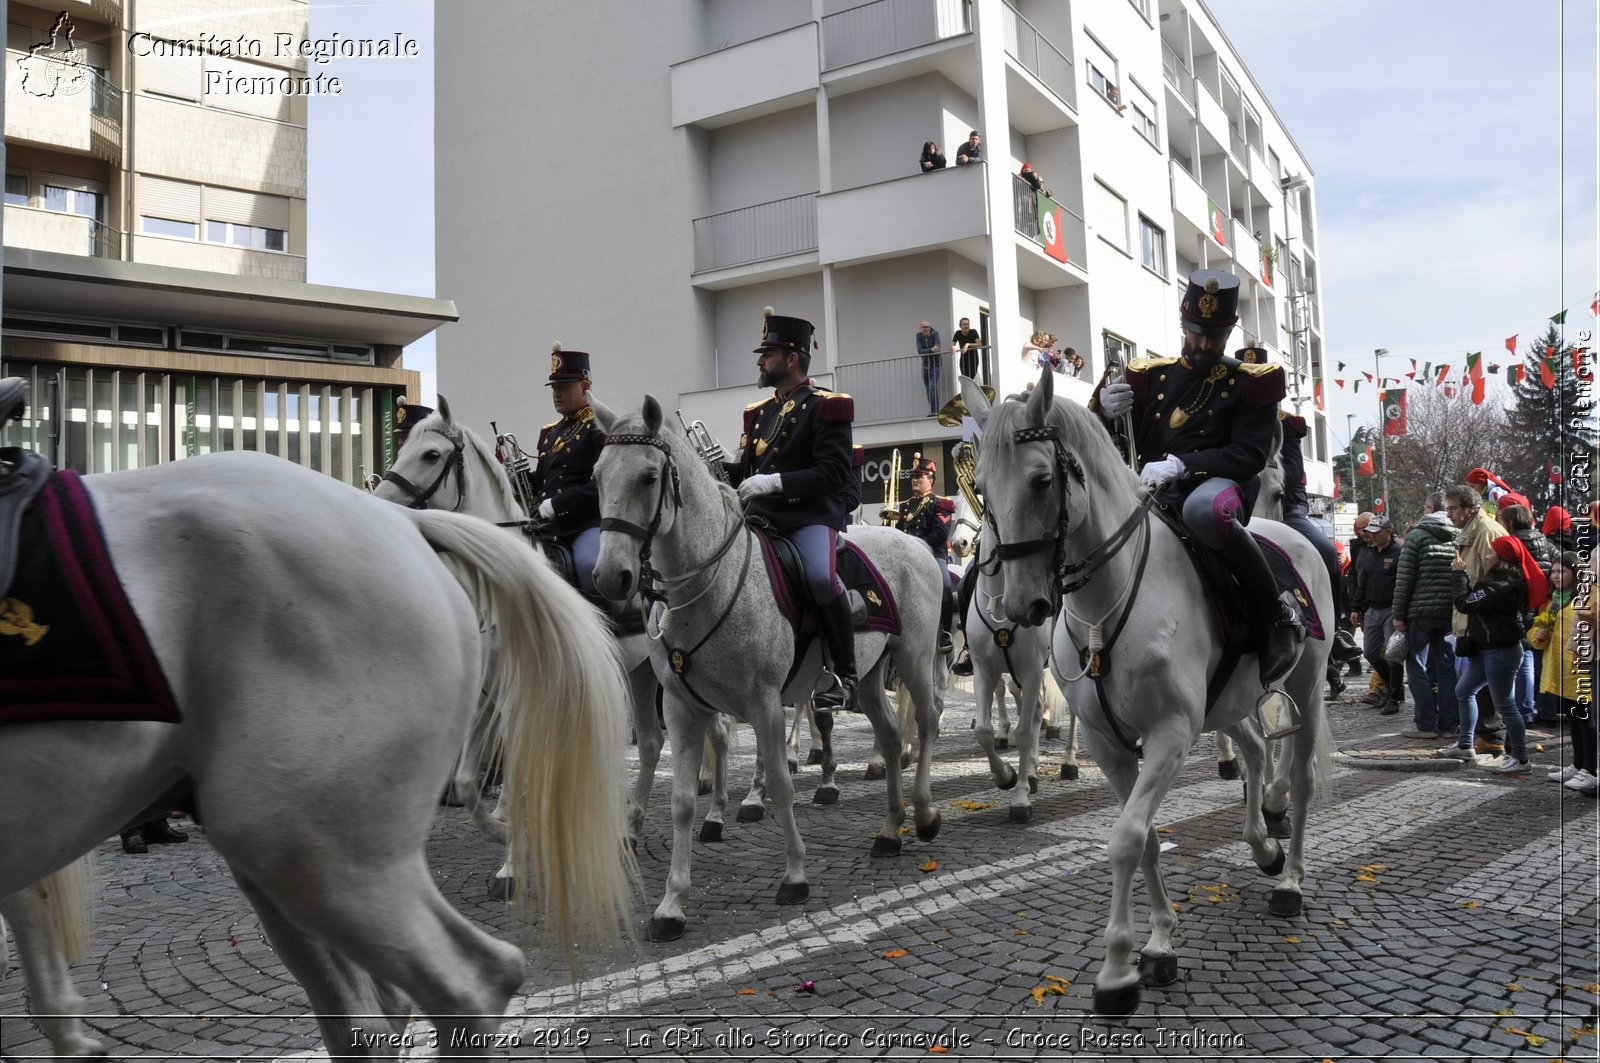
[754,314,815,356]
[546,343,591,386]
[1178,269,1241,337]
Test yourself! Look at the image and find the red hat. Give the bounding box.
[1491,536,1550,610]
[1020,163,1034,172]
[1498,492,1531,512]
[909,455,937,477]
[1543,506,1571,535]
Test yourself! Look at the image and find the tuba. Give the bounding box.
[936,384,997,428]
[879,448,903,525]
[950,440,982,520]
[676,410,731,482]
[491,420,541,517]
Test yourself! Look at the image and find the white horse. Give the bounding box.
[960,369,1333,1016]
[374,400,734,869]
[0,449,634,1059]
[590,397,947,941]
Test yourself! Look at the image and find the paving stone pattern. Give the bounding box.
[3,682,1597,1061]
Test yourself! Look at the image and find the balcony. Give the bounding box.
[1003,3,1076,114]
[817,164,985,267]
[4,205,119,258]
[1161,41,1195,108]
[821,0,970,71]
[691,193,818,283]
[1169,160,1210,243]
[670,23,818,129]
[835,352,962,427]
[1011,174,1086,287]
[6,56,122,161]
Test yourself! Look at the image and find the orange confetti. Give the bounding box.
[1013,929,1029,936]
[919,859,939,873]
[1156,826,1173,834]
[736,988,758,995]
[1043,975,1071,986]
[883,948,908,958]
[1284,936,1301,943]
[1460,900,1480,908]
[929,1047,949,1055]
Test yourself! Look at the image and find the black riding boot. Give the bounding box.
[813,593,859,713]
[950,563,979,676]
[1221,529,1301,685]
[938,588,955,656]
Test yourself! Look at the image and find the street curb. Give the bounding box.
[1334,750,1467,773]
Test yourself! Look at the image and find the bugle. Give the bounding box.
[675,410,731,482]
[491,420,541,516]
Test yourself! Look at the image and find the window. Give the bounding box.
[1090,179,1128,254]
[1104,332,1135,367]
[141,216,198,239]
[5,173,27,206]
[1139,216,1166,276]
[1127,0,1150,17]
[206,219,288,252]
[1128,80,1158,144]
[44,183,103,221]
[1083,31,1120,107]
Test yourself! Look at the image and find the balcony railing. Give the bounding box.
[835,352,959,426]
[91,71,122,126]
[1003,3,1075,110]
[1012,174,1086,266]
[4,205,121,258]
[691,192,817,273]
[821,0,970,71]
[1161,41,1195,106]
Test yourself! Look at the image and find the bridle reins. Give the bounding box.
[381,427,467,511]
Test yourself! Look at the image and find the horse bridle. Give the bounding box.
[381,427,466,511]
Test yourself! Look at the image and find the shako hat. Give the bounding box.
[546,342,591,386]
[394,398,433,439]
[909,455,937,477]
[1235,345,1270,364]
[754,311,815,355]
[1179,269,1241,336]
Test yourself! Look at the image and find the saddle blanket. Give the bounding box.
[1198,530,1326,646]
[756,530,902,637]
[0,470,181,727]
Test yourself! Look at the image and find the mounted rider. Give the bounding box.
[393,397,433,449]
[891,454,957,654]
[1091,269,1301,684]
[724,312,862,712]
[530,344,605,595]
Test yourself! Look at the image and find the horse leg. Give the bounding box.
[996,677,1014,750]
[655,701,709,939]
[627,665,663,850]
[806,705,825,766]
[1007,667,1046,822]
[895,680,917,769]
[748,704,808,906]
[972,659,1018,792]
[810,710,840,805]
[895,645,943,842]
[854,662,906,854]
[1222,723,1283,878]
[1215,731,1242,780]
[699,711,731,842]
[1052,674,1081,780]
[1271,674,1332,918]
[0,873,104,1058]
[784,704,803,773]
[738,722,768,824]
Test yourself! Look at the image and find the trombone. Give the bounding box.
[879,448,903,525]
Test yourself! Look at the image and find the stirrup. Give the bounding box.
[1256,688,1302,740]
[811,669,856,713]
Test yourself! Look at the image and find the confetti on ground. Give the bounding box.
[1156,826,1173,834]
[883,948,908,959]
[1505,982,1525,993]
[1284,936,1301,944]
[1043,975,1071,986]
[919,859,939,873]
[1504,1026,1544,1048]
[952,799,996,811]
[736,988,758,996]
[1013,929,1028,936]
[1460,900,1479,908]
[1187,883,1239,904]
[793,980,815,993]
[929,1046,949,1054]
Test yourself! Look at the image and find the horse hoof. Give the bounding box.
[648,916,686,942]
[1093,983,1142,1018]
[997,765,1019,791]
[996,737,1010,750]
[1264,808,1291,839]
[1008,804,1033,823]
[1268,888,1303,917]
[699,820,723,843]
[871,835,902,857]
[1138,952,1179,987]
[697,778,713,797]
[1060,763,1079,781]
[775,881,809,905]
[1027,775,1038,795]
[486,876,515,902]
[736,804,765,823]
[1044,725,1062,740]
[916,812,942,842]
[787,758,799,775]
[863,763,886,781]
[1257,845,1286,877]
[812,785,840,806]
[807,749,824,765]
[900,753,912,770]
[1217,759,1242,781]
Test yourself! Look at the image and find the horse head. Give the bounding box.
[374,396,522,522]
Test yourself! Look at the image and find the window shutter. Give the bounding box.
[206,57,290,122]
[203,186,290,230]
[138,47,201,100]
[139,175,200,222]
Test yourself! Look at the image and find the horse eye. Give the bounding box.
[1030,473,1053,492]
[422,448,442,463]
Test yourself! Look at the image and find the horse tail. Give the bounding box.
[453,676,509,846]
[1040,667,1067,728]
[41,856,95,965]
[1311,696,1336,805]
[405,510,637,966]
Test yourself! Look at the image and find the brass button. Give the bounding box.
[1157,393,1165,400]
[1220,391,1229,398]
[1228,377,1237,385]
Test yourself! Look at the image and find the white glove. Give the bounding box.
[1099,381,1134,419]
[536,499,555,520]
[738,472,784,503]
[1139,455,1186,489]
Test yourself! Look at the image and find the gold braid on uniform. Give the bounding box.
[1169,364,1230,430]
[753,398,796,457]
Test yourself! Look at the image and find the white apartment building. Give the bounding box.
[436,0,1332,512]
[1,0,448,484]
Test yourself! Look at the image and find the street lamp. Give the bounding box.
[1373,347,1391,516]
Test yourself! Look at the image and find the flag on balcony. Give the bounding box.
[1357,446,1375,476]
[1207,200,1227,247]
[1382,388,1408,436]
[1037,192,1068,263]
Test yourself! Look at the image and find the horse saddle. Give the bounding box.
[753,526,901,638]
[529,530,645,637]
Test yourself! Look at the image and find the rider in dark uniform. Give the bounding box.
[1090,270,1301,684]
[893,454,957,654]
[530,344,605,594]
[726,313,861,712]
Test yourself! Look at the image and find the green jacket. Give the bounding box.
[1392,513,1459,624]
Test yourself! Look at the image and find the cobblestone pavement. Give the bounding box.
[3,679,1597,1061]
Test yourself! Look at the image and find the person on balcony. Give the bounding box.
[1019,162,1052,197]
[916,321,944,417]
[951,317,982,382]
[919,141,947,172]
[955,130,982,165]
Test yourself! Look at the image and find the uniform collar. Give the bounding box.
[775,378,812,402]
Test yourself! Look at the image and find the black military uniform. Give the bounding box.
[1089,270,1301,684]
[531,347,605,538]
[895,455,957,653]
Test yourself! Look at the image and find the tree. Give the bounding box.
[1377,386,1508,525]
[1501,325,1598,514]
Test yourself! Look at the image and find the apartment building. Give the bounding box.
[436,0,1332,512]
[1,0,449,483]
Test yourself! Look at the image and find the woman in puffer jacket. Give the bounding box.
[1442,536,1550,774]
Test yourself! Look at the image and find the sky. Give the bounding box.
[306,1,1599,445]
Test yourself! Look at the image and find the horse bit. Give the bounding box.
[381,427,467,511]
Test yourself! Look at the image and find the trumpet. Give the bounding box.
[491,420,540,516]
[676,410,730,482]
[951,440,981,520]
[879,448,903,525]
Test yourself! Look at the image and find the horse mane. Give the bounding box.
[984,388,1143,514]
[608,407,741,507]
[413,411,525,519]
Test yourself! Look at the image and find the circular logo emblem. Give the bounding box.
[670,649,687,674]
[996,629,1012,648]
[1040,211,1058,246]
[1384,400,1402,423]
[551,354,562,374]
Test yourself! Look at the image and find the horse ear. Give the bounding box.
[642,395,663,435]
[590,395,618,432]
[436,395,453,425]
[958,375,991,432]
[1024,363,1054,424]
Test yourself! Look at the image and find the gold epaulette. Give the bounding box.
[541,418,560,431]
[575,405,596,422]
[1127,356,1179,373]
[811,386,853,400]
[1236,361,1283,377]
[744,398,769,412]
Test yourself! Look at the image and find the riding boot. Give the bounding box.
[938,589,955,656]
[950,563,978,676]
[1219,529,1301,685]
[813,593,859,713]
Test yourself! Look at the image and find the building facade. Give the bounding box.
[1,0,447,484]
[436,0,1332,512]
